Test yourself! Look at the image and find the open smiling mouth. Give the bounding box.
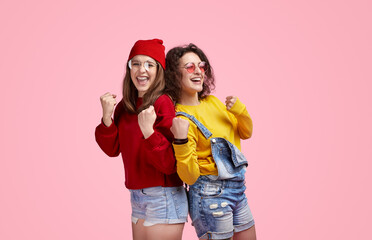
[191,77,202,83]
[137,76,149,85]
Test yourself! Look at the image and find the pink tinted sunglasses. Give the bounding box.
[182,61,207,73]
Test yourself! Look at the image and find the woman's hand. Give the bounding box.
[100,92,117,126]
[138,105,156,139]
[225,96,237,110]
[171,118,190,139]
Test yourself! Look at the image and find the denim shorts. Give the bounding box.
[188,176,255,239]
[129,186,188,227]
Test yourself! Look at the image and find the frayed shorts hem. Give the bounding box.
[234,219,255,233]
[197,219,255,239]
[199,230,234,240]
[131,216,187,227]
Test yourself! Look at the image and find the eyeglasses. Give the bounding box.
[128,60,158,71]
[182,61,207,73]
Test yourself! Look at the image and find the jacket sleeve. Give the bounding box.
[141,96,177,175]
[172,117,201,185]
[228,98,253,139]
[94,103,122,157]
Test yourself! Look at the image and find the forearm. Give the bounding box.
[95,121,120,157]
[173,142,200,185]
[229,98,253,139]
[142,131,177,174]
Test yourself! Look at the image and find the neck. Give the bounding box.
[138,91,144,98]
[179,92,200,106]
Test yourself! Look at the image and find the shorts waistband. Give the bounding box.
[190,175,245,188]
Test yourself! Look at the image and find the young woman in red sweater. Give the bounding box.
[95,39,187,240]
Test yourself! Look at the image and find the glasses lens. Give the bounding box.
[144,62,157,71]
[143,62,150,71]
[199,62,207,73]
[129,60,157,71]
[185,63,196,73]
[129,60,141,70]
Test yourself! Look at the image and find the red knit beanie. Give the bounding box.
[128,39,166,69]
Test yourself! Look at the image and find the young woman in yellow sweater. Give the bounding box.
[165,44,257,240]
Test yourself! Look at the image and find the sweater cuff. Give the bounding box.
[144,131,163,149]
[229,98,246,116]
[97,118,117,135]
[173,142,191,156]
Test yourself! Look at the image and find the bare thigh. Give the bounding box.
[233,225,257,240]
[132,219,184,240]
[132,219,147,240]
[146,223,184,240]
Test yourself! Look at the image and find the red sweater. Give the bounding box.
[95,95,183,189]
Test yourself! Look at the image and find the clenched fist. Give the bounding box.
[171,118,190,139]
[100,92,117,126]
[138,105,156,139]
[225,96,237,110]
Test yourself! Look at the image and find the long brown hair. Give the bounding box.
[122,61,165,114]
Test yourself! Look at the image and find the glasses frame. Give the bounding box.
[182,61,207,73]
[128,59,158,72]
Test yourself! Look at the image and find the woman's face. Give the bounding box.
[178,52,205,96]
[129,55,157,97]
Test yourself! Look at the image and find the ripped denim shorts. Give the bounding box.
[188,176,255,239]
[130,186,188,226]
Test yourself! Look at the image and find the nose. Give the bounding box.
[194,65,202,74]
[139,63,146,73]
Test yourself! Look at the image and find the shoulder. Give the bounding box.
[114,99,125,114]
[154,94,174,107]
[153,95,175,115]
[113,99,125,121]
[203,95,220,104]
[202,95,225,109]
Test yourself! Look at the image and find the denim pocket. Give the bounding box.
[200,182,223,197]
[141,186,165,197]
[211,139,237,176]
[218,145,236,174]
[171,186,188,219]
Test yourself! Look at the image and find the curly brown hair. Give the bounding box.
[122,62,165,114]
[165,43,215,103]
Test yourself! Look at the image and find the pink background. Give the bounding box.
[1,0,371,239]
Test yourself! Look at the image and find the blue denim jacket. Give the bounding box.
[176,112,248,181]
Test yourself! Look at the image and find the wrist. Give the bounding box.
[102,117,112,127]
[173,138,188,145]
[142,129,154,139]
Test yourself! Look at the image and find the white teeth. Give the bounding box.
[136,76,149,86]
[191,77,201,81]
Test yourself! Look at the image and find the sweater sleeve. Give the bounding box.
[94,103,122,157]
[228,97,253,139]
[173,117,201,185]
[141,95,177,175]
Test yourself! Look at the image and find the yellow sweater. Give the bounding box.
[173,95,253,185]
